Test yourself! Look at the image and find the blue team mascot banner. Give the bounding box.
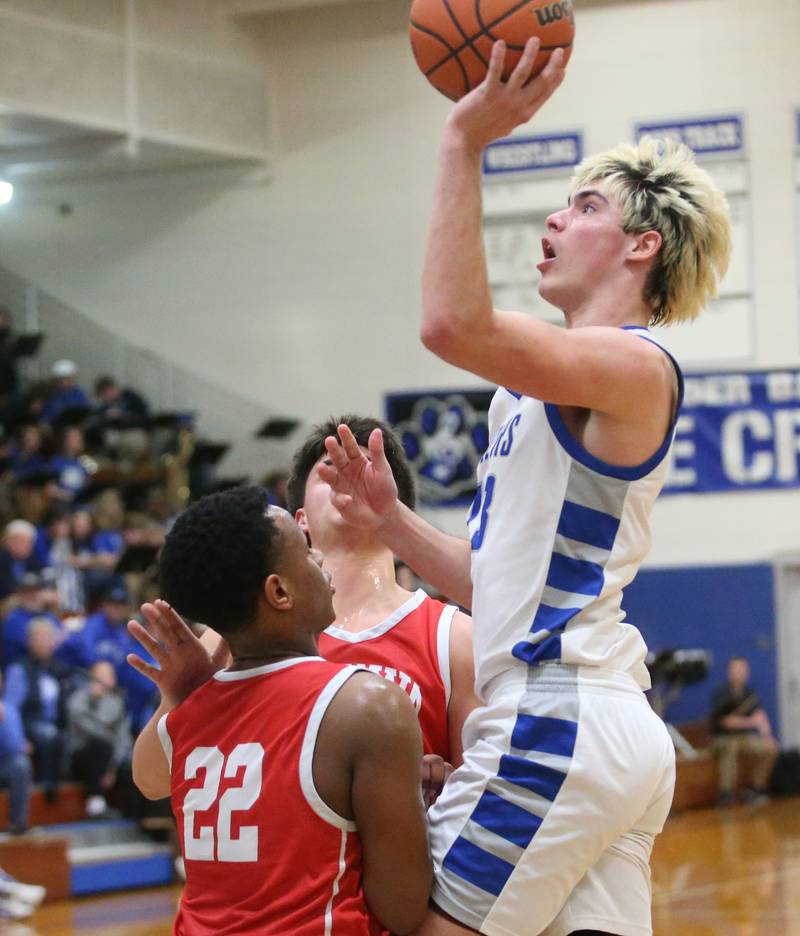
[386,368,800,506]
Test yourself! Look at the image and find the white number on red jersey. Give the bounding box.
[183,743,264,862]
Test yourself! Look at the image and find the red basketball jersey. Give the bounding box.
[158,657,385,936]
[317,590,456,761]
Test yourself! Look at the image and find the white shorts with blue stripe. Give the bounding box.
[428,663,675,936]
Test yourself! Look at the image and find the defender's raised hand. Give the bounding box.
[126,599,229,709]
[318,424,400,530]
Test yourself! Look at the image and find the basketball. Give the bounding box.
[409,0,575,101]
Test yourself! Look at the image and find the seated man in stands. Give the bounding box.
[0,521,44,605]
[58,579,156,733]
[40,359,90,426]
[66,660,135,820]
[93,375,149,420]
[2,572,64,670]
[3,618,67,802]
[711,656,779,806]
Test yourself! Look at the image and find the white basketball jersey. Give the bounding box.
[467,327,683,698]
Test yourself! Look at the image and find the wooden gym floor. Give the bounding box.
[15,796,800,935]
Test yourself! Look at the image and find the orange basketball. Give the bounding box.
[409,0,575,101]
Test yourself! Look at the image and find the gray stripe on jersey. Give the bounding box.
[565,459,631,519]
[459,817,527,867]
[540,585,596,612]
[484,774,557,819]
[553,533,612,566]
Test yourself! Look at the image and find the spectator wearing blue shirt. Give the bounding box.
[49,427,91,503]
[40,360,90,426]
[69,509,118,603]
[1,573,64,670]
[4,618,67,800]
[0,521,44,603]
[58,580,156,733]
[0,673,34,835]
[9,425,49,484]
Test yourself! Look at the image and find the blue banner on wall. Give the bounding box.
[665,369,800,495]
[387,368,800,505]
[482,132,583,176]
[635,114,744,156]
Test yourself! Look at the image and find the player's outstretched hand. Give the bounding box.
[126,599,229,709]
[318,424,400,531]
[421,754,454,810]
[447,38,566,152]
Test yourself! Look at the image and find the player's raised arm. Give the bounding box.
[318,672,432,934]
[420,41,667,417]
[319,424,473,608]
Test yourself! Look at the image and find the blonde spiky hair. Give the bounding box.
[569,137,732,326]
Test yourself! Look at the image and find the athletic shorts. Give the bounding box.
[428,663,676,936]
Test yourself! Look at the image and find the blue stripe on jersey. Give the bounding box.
[531,602,583,634]
[469,790,543,849]
[510,714,578,758]
[546,553,605,596]
[442,836,516,896]
[504,388,522,400]
[557,500,620,551]
[511,633,562,665]
[497,754,567,802]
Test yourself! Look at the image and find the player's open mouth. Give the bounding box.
[537,238,557,272]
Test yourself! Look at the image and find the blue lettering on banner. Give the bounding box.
[635,115,744,156]
[483,133,583,175]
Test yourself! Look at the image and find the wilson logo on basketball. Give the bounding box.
[534,1,574,27]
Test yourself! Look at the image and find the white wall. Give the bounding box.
[0,0,798,565]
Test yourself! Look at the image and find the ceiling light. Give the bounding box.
[0,181,13,205]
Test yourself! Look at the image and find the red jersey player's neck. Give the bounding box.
[227,649,312,670]
[322,542,413,634]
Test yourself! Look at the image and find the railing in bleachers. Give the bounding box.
[0,264,282,479]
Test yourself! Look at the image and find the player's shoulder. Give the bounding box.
[326,669,419,745]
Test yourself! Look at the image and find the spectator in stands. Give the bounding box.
[38,507,83,614]
[0,865,45,921]
[93,375,149,420]
[49,426,91,503]
[3,618,67,801]
[40,360,90,426]
[69,508,116,602]
[0,520,44,603]
[2,573,64,670]
[59,579,156,733]
[0,671,34,836]
[66,660,133,820]
[712,656,780,806]
[9,424,49,484]
[92,489,125,559]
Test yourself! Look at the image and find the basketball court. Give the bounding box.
[6,796,795,935]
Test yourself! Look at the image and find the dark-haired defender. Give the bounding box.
[129,487,431,936]
[320,38,732,936]
[289,415,479,768]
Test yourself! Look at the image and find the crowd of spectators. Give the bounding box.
[0,312,210,832]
